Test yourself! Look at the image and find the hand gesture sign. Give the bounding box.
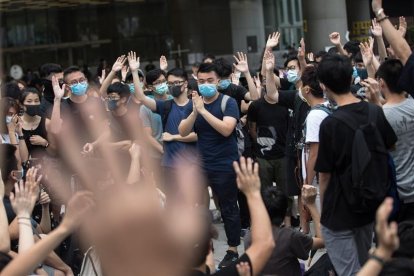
[112,55,127,72]
[160,55,168,71]
[329,32,341,46]
[266,32,281,49]
[52,75,65,100]
[233,52,249,73]
[127,51,140,72]
[98,69,106,85]
[297,38,306,59]
[307,52,315,62]
[38,190,51,206]
[192,92,205,114]
[301,185,317,206]
[359,41,373,66]
[233,157,260,195]
[375,198,399,256]
[398,16,407,37]
[361,78,381,104]
[371,18,383,37]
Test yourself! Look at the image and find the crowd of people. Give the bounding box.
[0,0,413,275]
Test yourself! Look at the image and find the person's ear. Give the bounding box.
[10,171,18,182]
[120,97,127,104]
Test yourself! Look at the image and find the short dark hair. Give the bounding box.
[197,63,219,76]
[353,52,363,64]
[301,66,323,98]
[0,144,18,183]
[327,47,339,55]
[145,69,165,85]
[393,220,414,258]
[107,82,130,99]
[20,87,42,103]
[262,186,288,226]
[167,68,188,81]
[315,51,328,59]
[202,54,215,63]
[213,58,232,78]
[380,258,414,276]
[317,54,353,94]
[125,70,144,83]
[63,66,83,82]
[376,59,404,94]
[284,56,300,69]
[0,251,12,272]
[1,82,21,100]
[343,41,360,58]
[40,63,63,78]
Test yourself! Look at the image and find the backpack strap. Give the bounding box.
[221,94,230,114]
[312,104,332,115]
[332,103,377,131]
[161,99,174,129]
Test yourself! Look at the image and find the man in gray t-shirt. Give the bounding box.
[377,59,414,221]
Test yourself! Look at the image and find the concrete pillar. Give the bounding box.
[229,0,266,69]
[302,0,348,52]
[346,0,371,41]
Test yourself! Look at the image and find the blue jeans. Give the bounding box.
[206,171,241,247]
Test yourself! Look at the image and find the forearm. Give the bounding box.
[18,139,29,163]
[357,247,392,276]
[200,111,234,137]
[375,36,388,62]
[367,63,377,79]
[145,131,163,154]
[99,70,116,97]
[336,43,347,56]
[245,73,259,100]
[318,172,331,208]
[17,219,35,253]
[127,157,141,185]
[40,205,51,234]
[307,204,321,238]
[298,57,307,74]
[247,192,272,243]
[0,203,10,253]
[379,18,411,64]
[132,71,156,110]
[305,156,317,185]
[179,113,197,137]
[49,100,62,134]
[266,69,279,102]
[171,132,197,143]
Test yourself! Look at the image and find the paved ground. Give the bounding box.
[212,222,245,265]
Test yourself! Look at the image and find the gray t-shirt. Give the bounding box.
[383,98,414,202]
[139,105,163,158]
[244,226,312,276]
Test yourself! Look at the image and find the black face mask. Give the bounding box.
[170,85,183,98]
[25,104,41,117]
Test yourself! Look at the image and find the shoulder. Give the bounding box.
[307,109,329,123]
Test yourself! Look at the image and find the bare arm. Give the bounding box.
[38,192,51,234]
[0,174,10,253]
[329,32,348,56]
[234,157,275,276]
[305,143,318,186]
[318,172,331,209]
[127,144,141,185]
[199,112,237,137]
[99,55,127,97]
[163,132,198,143]
[233,52,259,101]
[264,51,279,103]
[178,108,197,137]
[302,185,324,250]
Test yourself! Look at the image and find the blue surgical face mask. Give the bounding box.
[218,79,231,90]
[128,83,135,94]
[198,83,217,98]
[70,81,88,96]
[287,70,300,84]
[107,99,119,111]
[352,66,358,79]
[5,116,13,125]
[154,82,168,95]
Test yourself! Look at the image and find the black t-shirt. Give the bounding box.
[219,84,248,115]
[248,97,289,159]
[189,254,252,276]
[398,53,414,98]
[315,101,397,230]
[22,116,48,159]
[278,91,310,157]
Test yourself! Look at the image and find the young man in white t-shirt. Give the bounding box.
[300,66,331,216]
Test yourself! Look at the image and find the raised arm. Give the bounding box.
[233,157,275,275]
[301,185,324,249]
[127,143,141,185]
[128,51,157,111]
[38,190,51,234]
[160,55,168,72]
[0,173,10,253]
[297,38,308,73]
[329,32,348,56]
[372,0,412,65]
[99,55,127,97]
[48,75,65,135]
[233,52,259,100]
[371,19,388,62]
[262,32,280,76]
[178,98,197,137]
[264,51,279,103]
[2,192,94,276]
[359,41,377,79]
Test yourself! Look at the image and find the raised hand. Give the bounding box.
[29,135,48,147]
[329,32,341,46]
[264,50,275,71]
[233,52,249,73]
[52,75,65,100]
[371,18,383,37]
[231,73,240,85]
[398,16,407,37]
[160,55,168,71]
[192,92,205,114]
[128,143,141,160]
[98,69,106,85]
[266,32,281,49]
[38,190,51,206]
[375,198,399,257]
[112,55,127,72]
[359,41,373,66]
[61,192,95,232]
[253,74,262,89]
[371,0,383,13]
[361,78,381,104]
[127,51,140,72]
[301,185,317,206]
[233,157,260,195]
[307,52,315,62]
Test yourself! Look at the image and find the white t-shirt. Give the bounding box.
[0,133,19,144]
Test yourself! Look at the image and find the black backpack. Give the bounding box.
[332,104,390,214]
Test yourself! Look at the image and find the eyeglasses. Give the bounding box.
[67,78,87,86]
[152,80,167,86]
[167,81,185,87]
[105,96,120,101]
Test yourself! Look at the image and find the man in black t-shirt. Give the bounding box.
[315,55,397,276]
[248,96,289,190]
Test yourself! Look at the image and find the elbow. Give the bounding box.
[178,125,189,137]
